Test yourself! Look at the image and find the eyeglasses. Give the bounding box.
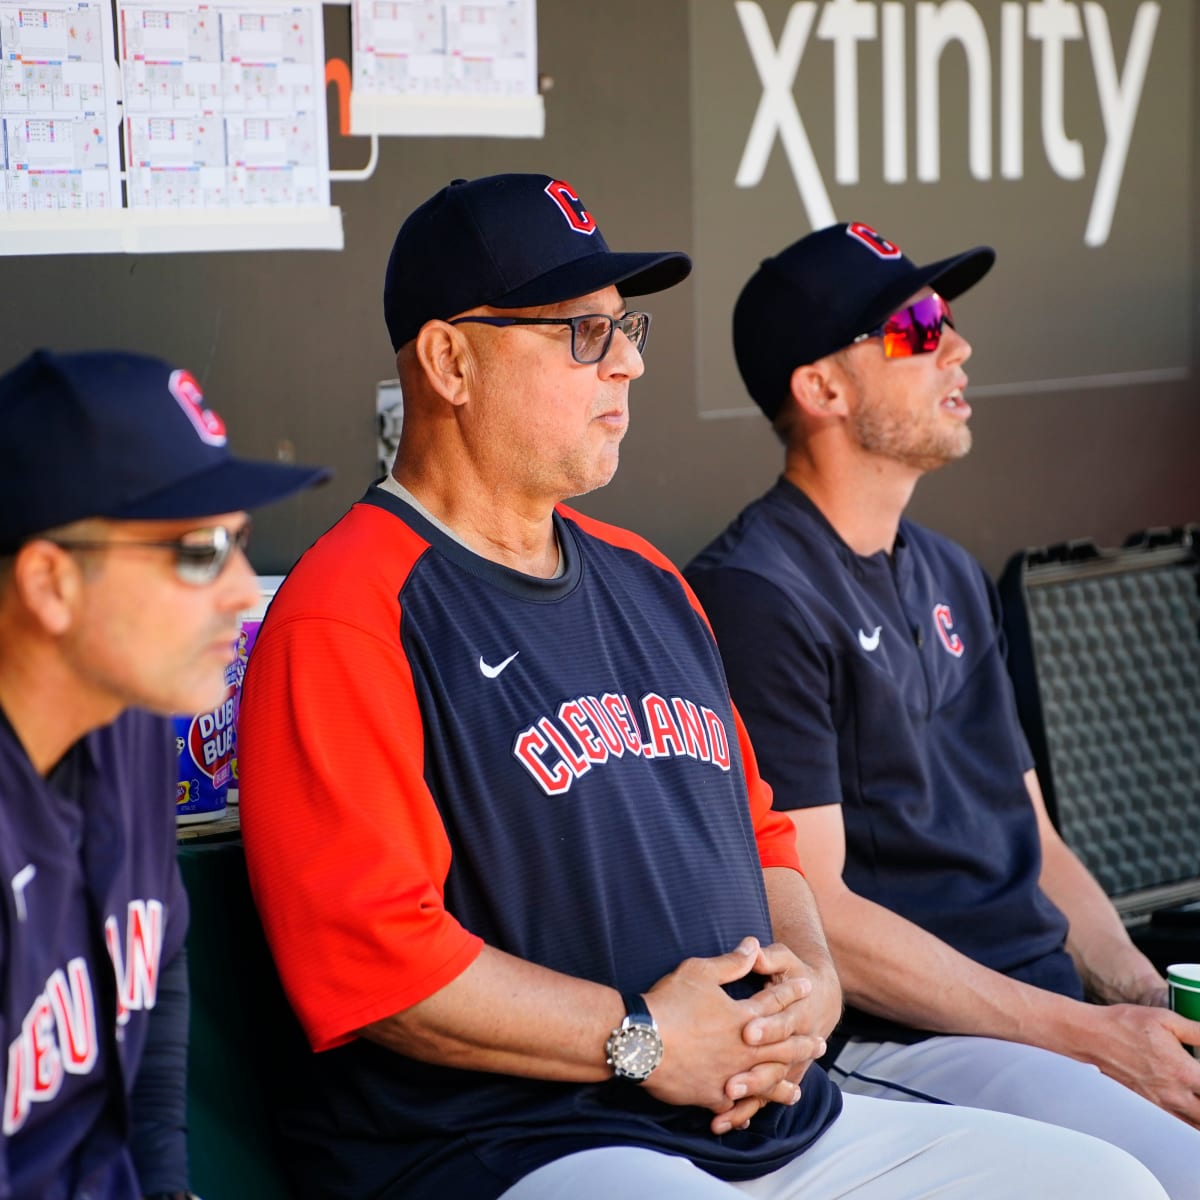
[448,311,651,365]
[47,521,252,586]
[853,293,955,359]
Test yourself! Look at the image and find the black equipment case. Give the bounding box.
[997,527,1200,972]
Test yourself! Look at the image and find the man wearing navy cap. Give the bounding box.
[238,177,1165,1200]
[686,222,1200,1198]
[0,350,328,1199]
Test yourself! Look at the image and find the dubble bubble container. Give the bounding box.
[175,575,284,824]
[227,575,284,805]
[174,685,236,824]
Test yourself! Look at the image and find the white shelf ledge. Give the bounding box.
[0,206,345,256]
[349,93,544,138]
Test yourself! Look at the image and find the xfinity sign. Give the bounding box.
[735,0,1159,246]
[688,0,1192,418]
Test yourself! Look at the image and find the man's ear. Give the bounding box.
[12,541,83,636]
[788,359,847,420]
[413,321,474,407]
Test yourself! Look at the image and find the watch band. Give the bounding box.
[621,991,652,1022]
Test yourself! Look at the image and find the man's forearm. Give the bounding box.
[816,882,1095,1050]
[360,934,833,1122]
[1038,833,1166,1006]
[130,948,190,1197]
[1029,769,1166,1006]
[360,944,623,1081]
[762,866,842,1041]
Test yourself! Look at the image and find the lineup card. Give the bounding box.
[0,0,121,211]
[352,0,535,99]
[118,0,329,209]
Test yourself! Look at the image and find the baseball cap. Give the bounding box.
[383,173,692,351]
[0,349,331,553]
[734,221,995,420]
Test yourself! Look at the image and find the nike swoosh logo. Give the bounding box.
[858,625,883,652]
[479,651,519,679]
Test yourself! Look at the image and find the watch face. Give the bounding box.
[607,1022,663,1081]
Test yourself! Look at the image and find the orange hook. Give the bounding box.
[325,57,352,137]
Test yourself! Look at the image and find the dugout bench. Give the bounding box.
[179,530,1200,1199]
[178,830,301,1200]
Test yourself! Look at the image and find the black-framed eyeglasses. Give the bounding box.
[47,521,252,586]
[448,311,651,364]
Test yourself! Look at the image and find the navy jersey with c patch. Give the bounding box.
[687,477,1082,1044]
[0,707,187,1199]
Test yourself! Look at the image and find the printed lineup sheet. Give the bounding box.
[352,0,535,102]
[118,0,330,209]
[0,0,121,210]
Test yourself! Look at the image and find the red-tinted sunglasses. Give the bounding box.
[853,292,955,359]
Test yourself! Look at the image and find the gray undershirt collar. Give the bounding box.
[378,474,564,579]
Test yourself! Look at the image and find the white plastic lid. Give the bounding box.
[241,574,287,622]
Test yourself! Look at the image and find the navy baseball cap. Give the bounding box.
[0,349,331,553]
[383,173,692,351]
[735,221,995,420]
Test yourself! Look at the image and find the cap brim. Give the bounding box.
[111,457,331,521]
[857,246,995,334]
[491,249,693,309]
[922,246,996,302]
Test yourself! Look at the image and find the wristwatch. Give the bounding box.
[605,992,663,1082]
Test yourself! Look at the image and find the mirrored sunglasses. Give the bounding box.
[853,293,955,359]
[48,520,252,586]
[449,311,651,365]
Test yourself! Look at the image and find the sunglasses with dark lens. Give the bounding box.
[853,293,955,359]
[48,521,252,586]
[448,311,651,365]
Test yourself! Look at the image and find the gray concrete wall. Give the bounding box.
[1,0,1195,578]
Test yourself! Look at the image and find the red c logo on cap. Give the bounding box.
[544,180,598,236]
[846,222,902,260]
[169,369,227,447]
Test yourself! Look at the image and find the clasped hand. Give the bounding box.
[641,936,839,1135]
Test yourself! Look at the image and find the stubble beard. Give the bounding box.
[851,397,972,473]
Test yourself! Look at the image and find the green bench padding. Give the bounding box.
[179,836,304,1200]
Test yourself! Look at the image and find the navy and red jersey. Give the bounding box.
[238,483,841,1200]
[0,706,188,1199]
[686,477,1083,1044]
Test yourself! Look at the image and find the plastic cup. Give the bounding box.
[1166,964,1200,1056]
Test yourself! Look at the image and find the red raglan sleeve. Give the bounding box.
[729,704,803,873]
[237,509,483,1053]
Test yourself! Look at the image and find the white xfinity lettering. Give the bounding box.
[734,0,1161,246]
